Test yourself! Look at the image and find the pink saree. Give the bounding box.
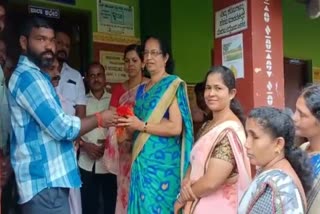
[185,121,251,214]
[104,84,140,214]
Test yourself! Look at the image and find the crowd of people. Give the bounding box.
[1,2,320,214]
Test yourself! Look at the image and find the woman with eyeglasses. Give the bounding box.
[117,35,193,213]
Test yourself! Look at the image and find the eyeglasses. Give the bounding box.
[143,50,162,57]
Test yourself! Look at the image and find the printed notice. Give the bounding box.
[215,1,247,38]
[99,51,128,83]
[97,0,134,36]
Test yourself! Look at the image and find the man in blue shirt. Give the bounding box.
[7,16,117,214]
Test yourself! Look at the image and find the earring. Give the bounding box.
[275,150,280,155]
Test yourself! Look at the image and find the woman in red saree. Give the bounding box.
[106,44,148,214]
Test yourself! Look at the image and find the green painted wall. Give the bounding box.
[26,0,214,82]
[140,0,171,46]
[16,0,320,82]
[282,0,320,66]
[29,0,140,37]
[171,0,213,83]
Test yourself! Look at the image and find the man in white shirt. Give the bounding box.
[79,62,117,214]
[55,29,86,118]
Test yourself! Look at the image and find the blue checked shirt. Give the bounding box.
[8,55,82,204]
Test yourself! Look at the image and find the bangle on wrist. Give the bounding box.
[143,122,148,133]
[95,112,103,128]
[176,193,184,203]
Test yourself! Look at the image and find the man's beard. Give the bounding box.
[26,45,54,69]
[56,50,68,63]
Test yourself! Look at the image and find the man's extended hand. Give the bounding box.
[100,110,118,127]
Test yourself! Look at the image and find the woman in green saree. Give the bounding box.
[118,36,193,213]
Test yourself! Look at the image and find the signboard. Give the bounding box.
[28,5,60,19]
[99,51,128,83]
[47,0,75,5]
[215,1,247,38]
[97,0,134,36]
[93,32,139,45]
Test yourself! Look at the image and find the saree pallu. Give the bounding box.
[301,142,320,214]
[185,121,251,214]
[238,169,305,214]
[127,75,193,214]
[116,85,141,214]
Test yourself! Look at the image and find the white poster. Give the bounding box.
[222,33,244,79]
[99,51,128,83]
[97,0,134,36]
[215,1,247,38]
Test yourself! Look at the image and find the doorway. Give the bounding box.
[6,1,92,75]
[283,57,312,112]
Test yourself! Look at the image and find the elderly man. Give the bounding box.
[79,62,117,214]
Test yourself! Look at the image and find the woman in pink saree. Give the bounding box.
[107,44,148,214]
[174,66,251,214]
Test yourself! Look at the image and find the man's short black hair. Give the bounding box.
[55,25,72,40]
[20,16,54,37]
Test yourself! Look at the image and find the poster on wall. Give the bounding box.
[187,84,200,121]
[99,51,128,83]
[187,83,207,124]
[215,1,247,38]
[97,0,134,36]
[312,67,320,83]
[47,0,75,5]
[222,33,244,79]
[187,84,196,110]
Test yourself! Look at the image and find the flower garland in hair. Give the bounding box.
[116,105,134,143]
